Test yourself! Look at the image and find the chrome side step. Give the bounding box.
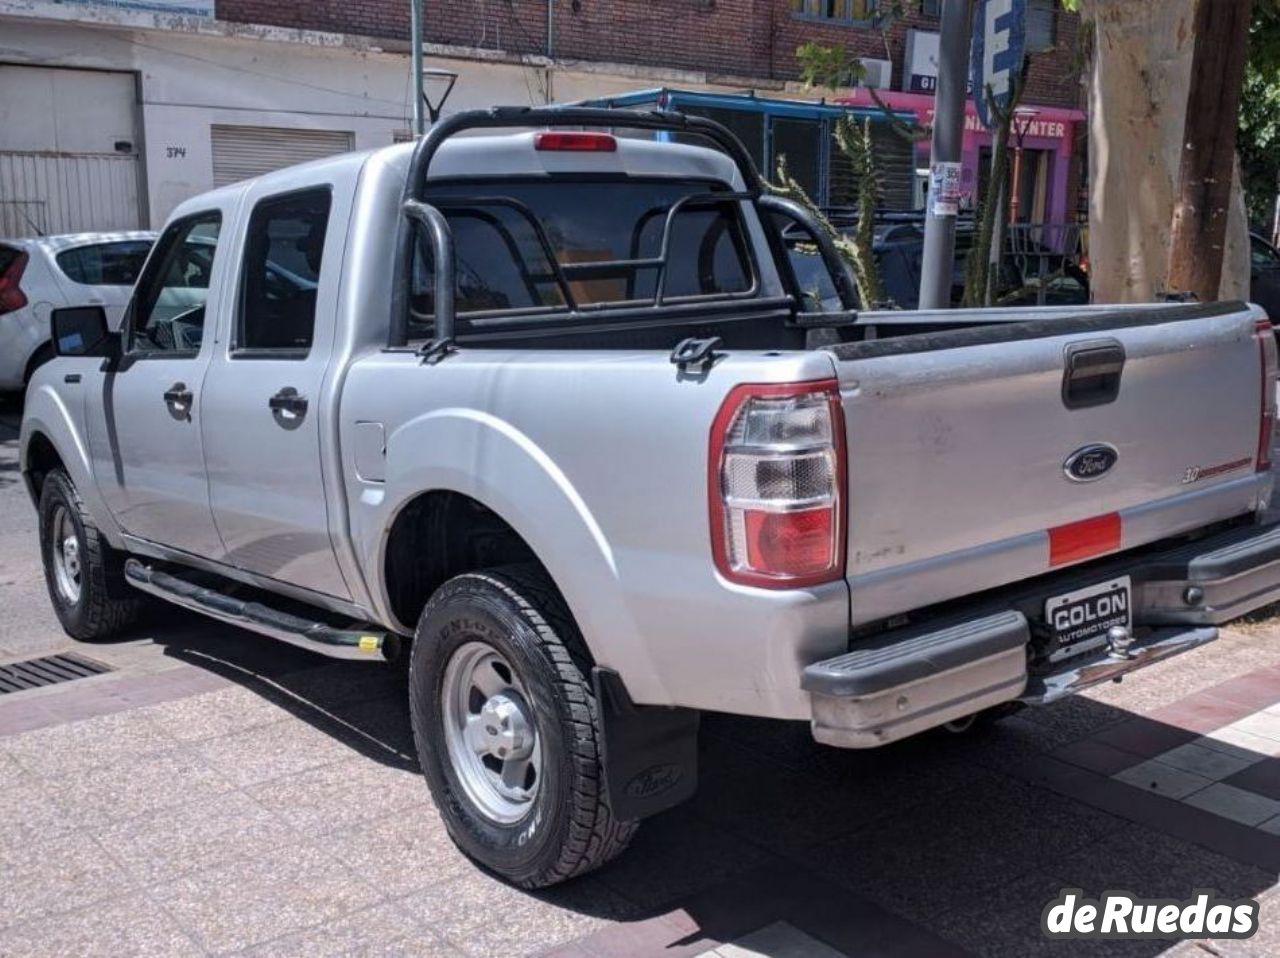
[124,559,400,662]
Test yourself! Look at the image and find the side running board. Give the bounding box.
[123,559,400,662]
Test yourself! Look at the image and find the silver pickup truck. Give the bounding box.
[20,107,1280,888]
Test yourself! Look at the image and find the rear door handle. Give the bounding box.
[162,383,193,406]
[268,388,308,417]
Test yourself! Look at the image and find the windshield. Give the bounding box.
[408,178,755,337]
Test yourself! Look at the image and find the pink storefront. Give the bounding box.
[836,88,1085,225]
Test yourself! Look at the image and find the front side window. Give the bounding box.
[56,241,152,287]
[129,212,221,354]
[409,179,753,337]
[237,188,332,354]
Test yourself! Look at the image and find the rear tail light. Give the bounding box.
[0,251,29,315]
[1255,317,1277,472]
[533,131,617,152]
[709,380,846,587]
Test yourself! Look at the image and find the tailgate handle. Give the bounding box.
[1063,340,1125,409]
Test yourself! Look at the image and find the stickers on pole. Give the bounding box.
[971,0,1027,129]
[930,161,963,217]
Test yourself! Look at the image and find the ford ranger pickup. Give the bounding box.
[20,106,1280,888]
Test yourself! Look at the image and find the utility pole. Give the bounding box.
[918,0,975,309]
[410,0,425,135]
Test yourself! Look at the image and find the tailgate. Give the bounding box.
[828,302,1276,627]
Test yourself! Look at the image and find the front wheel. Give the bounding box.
[38,470,142,640]
[409,565,635,888]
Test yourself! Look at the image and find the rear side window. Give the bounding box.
[409,178,754,336]
[237,188,331,354]
[56,241,152,286]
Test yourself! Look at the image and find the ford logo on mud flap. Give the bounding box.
[625,763,683,799]
[1063,443,1119,482]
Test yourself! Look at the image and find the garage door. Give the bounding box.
[210,125,355,187]
[0,65,142,236]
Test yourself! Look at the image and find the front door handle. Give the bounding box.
[162,383,193,406]
[268,388,308,417]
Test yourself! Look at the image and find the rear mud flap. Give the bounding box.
[592,667,700,823]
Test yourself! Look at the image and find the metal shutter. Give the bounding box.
[210,125,355,187]
[827,119,916,213]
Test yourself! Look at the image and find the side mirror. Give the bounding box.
[51,306,120,359]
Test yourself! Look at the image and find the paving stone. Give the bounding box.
[1182,783,1280,827]
[245,900,462,957]
[1257,815,1280,836]
[151,837,382,952]
[399,870,638,958]
[191,717,354,788]
[1151,741,1261,781]
[1042,823,1274,903]
[709,921,849,958]
[138,684,294,742]
[94,789,302,885]
[0,892,201,957]
[597,803,779,910]
[1233,711,1280,744]
[322,814,475,898]
[1201,725,1280,759]
[0,831,136,931]
[244,755,430,835]
[1113,758,1214,799]
[1,707,175,776]
[39,744,236,826]
[0,754,77,847]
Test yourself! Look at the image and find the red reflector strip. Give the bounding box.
[533,131,618,152]
[1048,513,1121,567]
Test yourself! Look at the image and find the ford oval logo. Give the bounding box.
[1064,443,1119,482]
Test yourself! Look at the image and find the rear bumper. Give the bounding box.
[804,520,1280,748]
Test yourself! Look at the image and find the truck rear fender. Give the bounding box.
[367,407,668,701]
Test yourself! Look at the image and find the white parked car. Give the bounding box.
[0,232,155,393]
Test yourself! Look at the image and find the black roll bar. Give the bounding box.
[757,194,860,313]
[401,199,456,362]
[388,105,859,351]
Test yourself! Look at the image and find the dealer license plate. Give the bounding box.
[1044,576,1132,662]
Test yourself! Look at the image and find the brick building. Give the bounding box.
[212,0,1087,222]
[0,0,1083,231]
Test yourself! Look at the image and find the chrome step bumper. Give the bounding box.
[803,610,1030,748]
[805,520,1280,749]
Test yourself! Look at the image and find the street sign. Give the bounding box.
[970,0,1026,129]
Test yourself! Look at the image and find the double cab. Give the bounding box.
[21,106,1280,887]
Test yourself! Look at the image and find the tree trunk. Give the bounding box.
[1084,0,1196,303]
[1084,0,1251,304]
[1166,0,1252,301]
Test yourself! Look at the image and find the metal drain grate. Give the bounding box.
[0,653,112,694]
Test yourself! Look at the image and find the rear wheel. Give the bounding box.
[409,565,635,888]
[38,470,142,640]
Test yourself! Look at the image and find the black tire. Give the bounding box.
[38,469,142,641]
[409,564,636,888]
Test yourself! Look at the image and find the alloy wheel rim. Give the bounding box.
[441,640,543,824]
[50,505,82,605]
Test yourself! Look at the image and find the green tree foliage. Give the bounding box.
[1241,1,1280,225]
